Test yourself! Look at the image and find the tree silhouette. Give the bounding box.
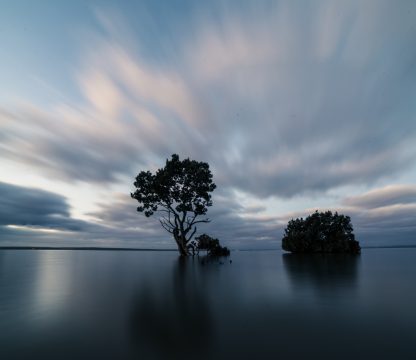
[131,154,216,256]
[195,234,230,257]
[282,211,360,254]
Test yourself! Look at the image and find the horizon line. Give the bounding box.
[1,245,416,251]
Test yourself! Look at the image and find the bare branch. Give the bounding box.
[186,226,197,243]
[161,214,176,229]
[160,218,173,228]
[190,213,198,224]
[158,209,170,214]
[160,221,174,231]
[183,212,198,233]
[159,219,174,233]
[192,218,211,225]
[166,204,181,220]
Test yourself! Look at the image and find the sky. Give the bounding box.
[1,0,416,249]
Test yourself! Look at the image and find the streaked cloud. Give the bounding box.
[344,185,416,209]
[0,181,82,231]
[2,1,416,195]
[0,181,173,248]
[1,179,415,248]
[1,1,415,247]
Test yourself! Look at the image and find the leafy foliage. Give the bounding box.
[195,234,230,257]
[282,211,360,254]
[131,154,216,256]
[196,234,220,251]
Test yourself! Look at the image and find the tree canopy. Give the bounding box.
[282,211,360,254]
[131,154,216,256]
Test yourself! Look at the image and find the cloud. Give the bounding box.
[0,181,177,248]
[89,193,163,234]
[1,180,414,249]
[1,2,416,249]
[1,1,415,199]
[335,185,416,235]
[0,181,84,231]
[275,183,416,245]
[343,185,416,209]
[88,189,284,250]
[88,182,416,249]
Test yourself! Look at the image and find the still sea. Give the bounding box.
[1,248,415,359]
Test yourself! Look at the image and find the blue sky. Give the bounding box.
[1,0,416,249]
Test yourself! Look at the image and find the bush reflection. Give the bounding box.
[283,253,360,292]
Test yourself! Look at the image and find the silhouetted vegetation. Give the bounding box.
[194,234,230,257]
[131,154,216,256]
[282,211,360,254]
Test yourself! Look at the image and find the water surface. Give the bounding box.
[1,249,415,359]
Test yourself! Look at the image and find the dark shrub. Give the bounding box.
[195,234,230,257]
[208,245,230,257]
[282,211,360,254]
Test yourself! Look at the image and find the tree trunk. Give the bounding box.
[177,242,188,257]
[174,231,188,257]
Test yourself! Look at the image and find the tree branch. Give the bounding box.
[159,219,174,233]
[186,226,197,244]
[162,212,176,229]
[192,218,211,225]
[166,203,181,221]
[160,217,175,230]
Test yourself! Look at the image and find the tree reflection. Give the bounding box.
[129,257,213,360]
[282,253,360,292]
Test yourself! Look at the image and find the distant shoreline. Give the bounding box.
[0,246,177,251]
[0,245,416,251]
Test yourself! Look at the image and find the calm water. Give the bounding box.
[1,249,415,359]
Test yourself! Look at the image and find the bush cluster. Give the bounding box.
[282,211,360,254]
[195,234,230,257]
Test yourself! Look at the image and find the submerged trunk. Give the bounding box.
[174,231,189,257]
[177,242,188,257]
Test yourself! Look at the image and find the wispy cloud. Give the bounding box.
[0,181,81,230]
[1,1,416,247]
[1,180,415,248]
[0,181,173,248]
[344,185,416,209]
[1,1,415,196]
